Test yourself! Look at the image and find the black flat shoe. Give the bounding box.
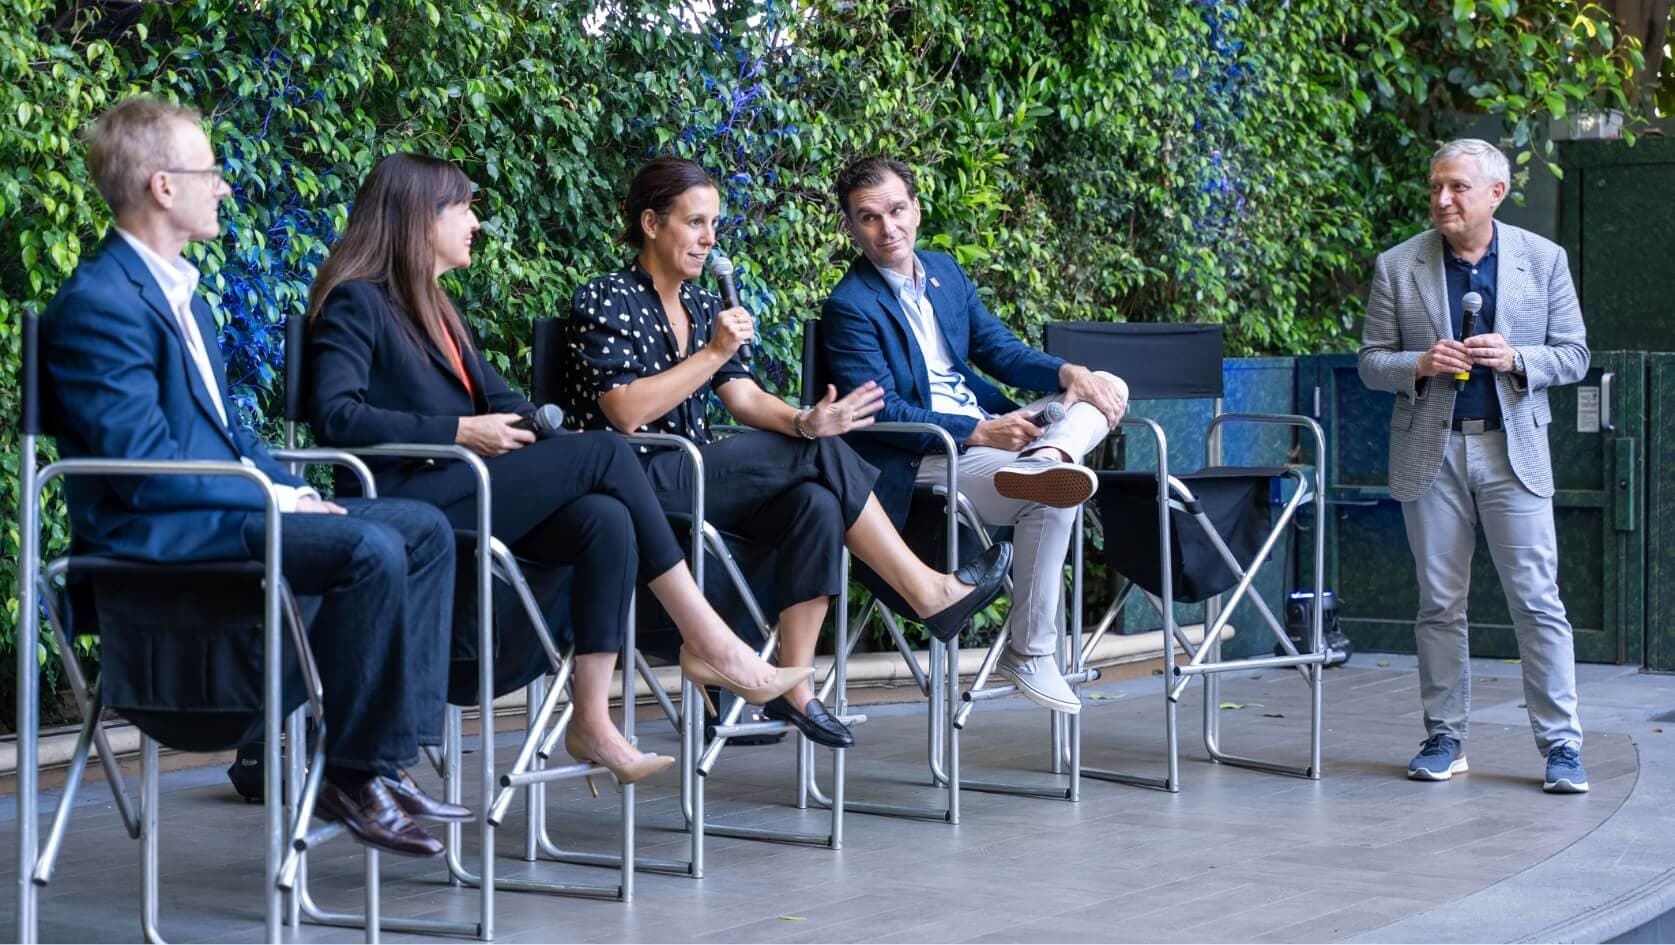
[923,542,1013,643]
[383,769,474,822]
[763,696,855,749]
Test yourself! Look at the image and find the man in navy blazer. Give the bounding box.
[820,157,1128,714]
[40,97,464,855]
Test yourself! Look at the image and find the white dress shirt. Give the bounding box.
[874,258,987,422]
[117,228,316,512]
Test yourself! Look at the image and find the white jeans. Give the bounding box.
[1399,430,1582,754]
[916,374,1116,657]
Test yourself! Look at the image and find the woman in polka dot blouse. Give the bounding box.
[559,157,1012,748]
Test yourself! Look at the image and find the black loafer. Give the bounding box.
[383,769,474,822]
[763,696,855,748]
[923,542,1013,642]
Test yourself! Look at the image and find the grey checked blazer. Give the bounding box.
[1358,222,1589,502]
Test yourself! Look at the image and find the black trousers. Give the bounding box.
[240,497,454,775]
[427,431,688,655]
[643,431,880,615]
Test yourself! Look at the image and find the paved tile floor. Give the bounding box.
[2,654,1664,943]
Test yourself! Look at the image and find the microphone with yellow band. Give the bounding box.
[1454,291,1483,390]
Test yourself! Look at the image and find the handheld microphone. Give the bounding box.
[1455,291,1482,389]
[709,253,751,361]
[1028,402,1067,428]
[513,403,567,437]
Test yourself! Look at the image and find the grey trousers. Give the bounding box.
[917,374,1116,657]
[1399,429,1583,754]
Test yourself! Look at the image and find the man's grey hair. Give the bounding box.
[1430,138,1510,189]
[84,96,202,216]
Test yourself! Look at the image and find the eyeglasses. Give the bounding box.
[160,165,227,181]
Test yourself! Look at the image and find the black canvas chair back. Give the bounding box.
[1044,321,1269,603]
[1042,322,1224,401]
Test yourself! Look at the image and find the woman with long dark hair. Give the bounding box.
[305,153,806,784]
[556,157,1012,748]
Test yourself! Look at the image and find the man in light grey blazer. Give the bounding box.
[1359,138,1590,794]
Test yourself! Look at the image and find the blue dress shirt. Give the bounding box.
[1444,226,1499,422]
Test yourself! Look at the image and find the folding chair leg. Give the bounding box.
[140,738,165,945]
[535,599,690,880]
[363,850,380,945]
[31,690,102,886]
[38,574,137,836]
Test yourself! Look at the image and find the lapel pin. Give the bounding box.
[930,277,941,288]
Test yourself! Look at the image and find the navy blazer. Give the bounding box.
[307,279,532,507]
[819,250,1064,525]
[40,233,306,563]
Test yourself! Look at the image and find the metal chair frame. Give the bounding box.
[15,455,383,943]
[279,301,648,936]
[526,431,859,882]
[1075,407,1329,793]
[14,311,387,943]
[798,320,1088,822]
[273,435,639,941]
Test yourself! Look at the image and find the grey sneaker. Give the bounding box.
[996,650,1081,714]
[993,454,1097,508]
[1543,745,1589,794]
[1407,734,1468,781]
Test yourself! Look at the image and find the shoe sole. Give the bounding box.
[997,666,1082,715]
[1543,778,1590,794]
[993,465,1097,508]
[1407,756,1469,781]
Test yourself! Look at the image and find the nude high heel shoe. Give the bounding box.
[679,649,809,715]
[564,729,675,796]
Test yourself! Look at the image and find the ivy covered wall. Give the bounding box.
[0,0,1648,710]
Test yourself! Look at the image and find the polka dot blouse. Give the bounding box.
[559,262,754,448]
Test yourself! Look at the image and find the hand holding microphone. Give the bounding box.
[1028,401,1066,428]
[457,403,565,458]
[1453,291,1482,389]
[512,403,567,436]
[709,253,752,361]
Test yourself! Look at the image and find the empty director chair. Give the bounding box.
[13,312,386,945]
[802,321,1093,825]
[531,317,861,878]
[1041,322,1327,793]
[281,313,640,942]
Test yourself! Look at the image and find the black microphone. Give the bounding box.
[709,253,751,361]
[512,403,567,437]
[1454,291,1482,391]
[1028,401,1066,428]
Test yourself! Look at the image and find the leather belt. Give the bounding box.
[1450,417,1503,434]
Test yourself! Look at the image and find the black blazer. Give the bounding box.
[307,279,532,505]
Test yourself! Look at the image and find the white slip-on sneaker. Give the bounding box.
[996,649,1081,714]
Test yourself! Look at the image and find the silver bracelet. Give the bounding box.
[793,407,816,439]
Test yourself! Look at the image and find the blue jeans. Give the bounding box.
[242,497,454,774]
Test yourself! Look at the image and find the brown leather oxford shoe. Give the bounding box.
[383,769,474,822]
[316,776,445,858]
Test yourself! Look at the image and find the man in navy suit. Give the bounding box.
[40,97,465,856]
[820,157,1128,714]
